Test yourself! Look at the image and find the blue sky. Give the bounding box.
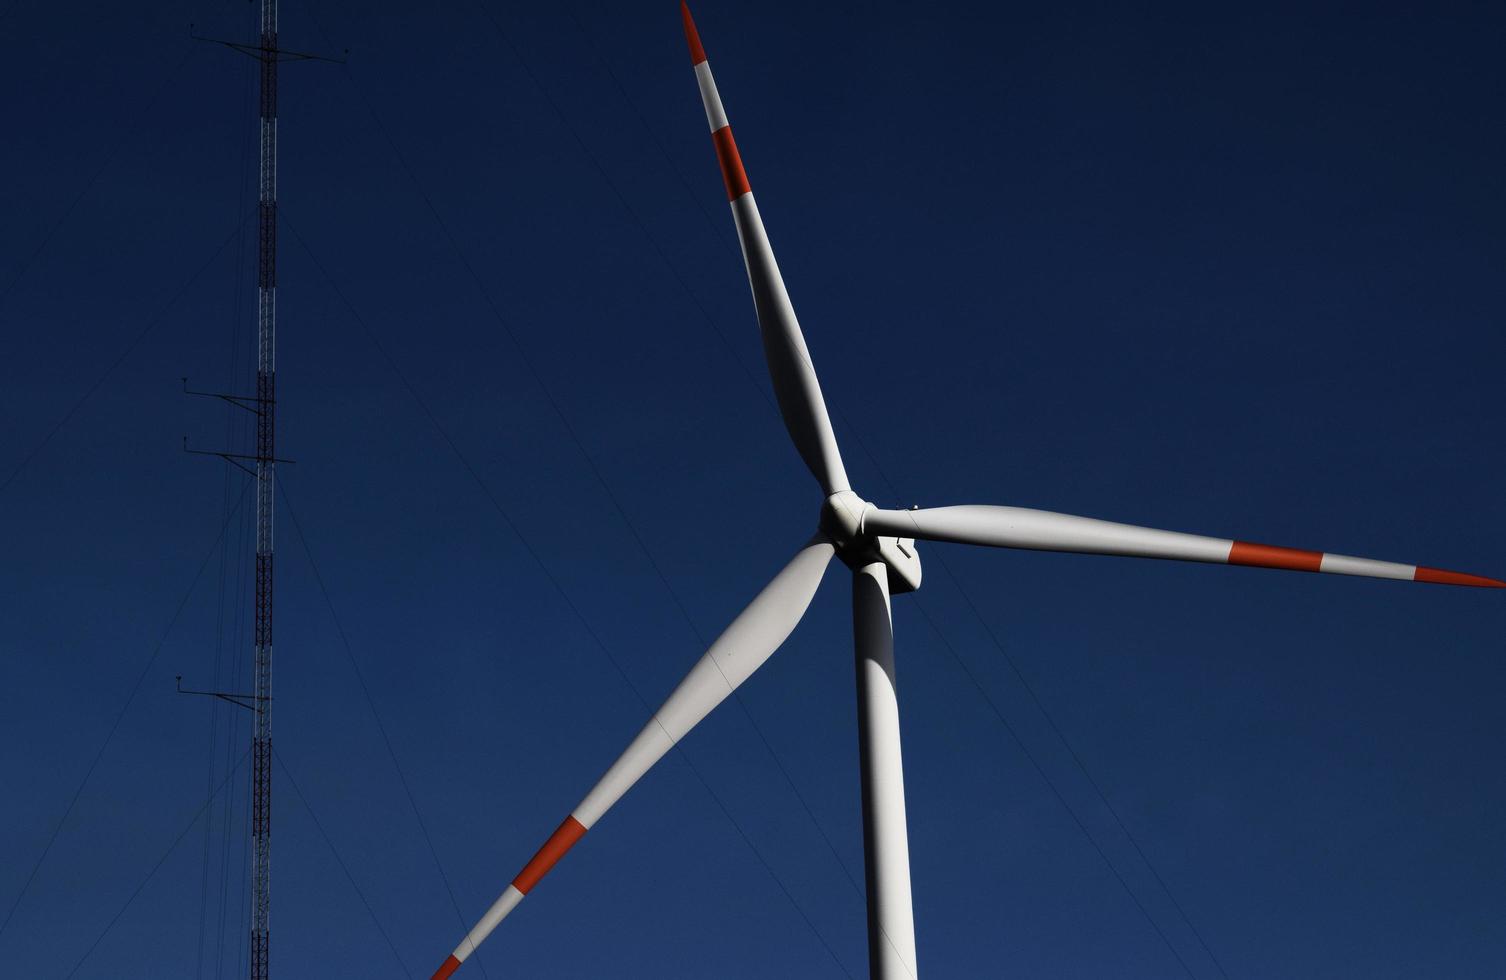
[2,1,1503,977]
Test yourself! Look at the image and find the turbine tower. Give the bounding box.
[429,6,1501,978]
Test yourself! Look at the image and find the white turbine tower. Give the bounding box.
[430,6,1502,978]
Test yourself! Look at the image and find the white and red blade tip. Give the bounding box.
[682,3,750,201]
[429,817,589,978]
[681,1,707,66]
[1226,540,1505,587]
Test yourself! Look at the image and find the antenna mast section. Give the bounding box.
[180,7,339,976]
[249,0,278,974]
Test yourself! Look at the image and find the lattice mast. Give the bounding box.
[250,0,278,975]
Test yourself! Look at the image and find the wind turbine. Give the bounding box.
[430,6,1502,978]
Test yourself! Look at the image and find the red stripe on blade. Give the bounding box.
[432,954,462,980]
[711,127,751,200]
[1228,540,1324,573]
[1414,566,1506,588]
[681,2,707,66]
[512,816,588,895]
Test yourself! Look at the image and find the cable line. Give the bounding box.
[0,43,198,315]
[907,592,1199,979]
[62,749,251,979]
[57,745,413,979]
[443,8,916,971]
[305,5,865,964]
[552,10,1236,975]
[302,5,1223,976]
[452,7,1196,975]
[273,748,415,979]
[213,48,261,969]
[276,477,488,980]
[0,479,252,950]
[213,449,256,980]
[0,208,253,500]
[844,417,1234,979]
[199,35,260,979]
[923,550,1232,979]
[281,208,854,979]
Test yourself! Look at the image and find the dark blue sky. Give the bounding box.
[3,1,1503,977]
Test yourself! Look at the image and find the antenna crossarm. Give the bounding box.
[182,376,267,415]
[188,30,346,64]
[182,435,295,475]
[176,675,269,711]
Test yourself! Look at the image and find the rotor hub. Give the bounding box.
[821,491,923,594]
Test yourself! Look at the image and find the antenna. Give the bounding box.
[180,3,338,976]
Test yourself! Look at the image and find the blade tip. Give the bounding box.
[1414,566,1506,589]
[432,955,462,980]
[681,2,707,65]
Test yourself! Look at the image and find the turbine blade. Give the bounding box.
[862,505,1505,588]
[682,2,850,495]
[430,534,836,978]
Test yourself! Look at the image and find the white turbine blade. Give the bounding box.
[682,3,850,495]
[430,534,836,979]
[863,505,1505,588]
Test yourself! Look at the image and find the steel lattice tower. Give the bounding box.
[250,0,278,975]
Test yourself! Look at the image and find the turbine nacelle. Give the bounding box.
[822,490,923,594]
